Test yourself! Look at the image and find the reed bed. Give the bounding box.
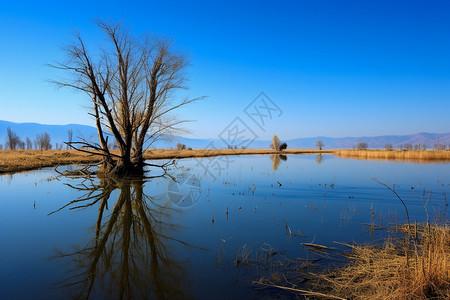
[335,149,450,163]
[309,223,450,299]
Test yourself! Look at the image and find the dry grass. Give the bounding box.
[335,149,450,163]
[310,223,450,299]
[0,150,102,174]
[0,149,331,174]
[144,148,332,160]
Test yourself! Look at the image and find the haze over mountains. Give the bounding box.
[0,120,449,150]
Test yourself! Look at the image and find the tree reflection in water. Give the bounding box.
[316,154,323,165]
[50,174,199,299]
[270,154,287,171]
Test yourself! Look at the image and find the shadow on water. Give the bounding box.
[49,174,201,300]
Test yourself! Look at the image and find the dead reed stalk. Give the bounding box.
[310,223,449,299]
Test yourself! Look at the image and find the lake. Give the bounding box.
[0,154,448,299]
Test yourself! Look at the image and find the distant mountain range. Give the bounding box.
[0,120,449,150]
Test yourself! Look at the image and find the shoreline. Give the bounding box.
[1,148,449,174]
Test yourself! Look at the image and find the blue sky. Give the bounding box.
[0,0,449,139]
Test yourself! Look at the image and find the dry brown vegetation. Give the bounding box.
[335,149,450,163]
[253,223,449,299]
[0,149,332,174]
[0,150,102,174]
[309,223,450,299]
[144,148,333,159]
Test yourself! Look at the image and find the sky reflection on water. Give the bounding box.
[0,155,448,299]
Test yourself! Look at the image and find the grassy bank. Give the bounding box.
[0,150,102,174]
[144,148,333,159]
[335,149,450,163]
[0,149,332,174]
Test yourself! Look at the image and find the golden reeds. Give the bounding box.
[335,149,450,163]
[0,150,101,174]
[310,223,450,299]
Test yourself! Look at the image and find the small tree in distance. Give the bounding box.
[356,142,368,150]
[26,137,33,150]
[67,129,73,150]
[403,143,413,150]
[176,143,186,150]
[316,140,324,150]
[35,132,51,150]
[384,143,393,150]
[6,127,21,150]
[271,135,281,151]
[279,142,287,151]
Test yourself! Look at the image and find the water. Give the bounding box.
[0,155,448,299]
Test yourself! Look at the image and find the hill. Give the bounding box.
[0,120,448,150]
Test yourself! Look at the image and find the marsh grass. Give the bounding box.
[308,223,450,299]
[249,222,449,299]
[335,149,450,163]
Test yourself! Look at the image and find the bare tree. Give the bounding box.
[271,135,281,151]
[6,127,21,150]
[434,143,447,150]
[176,143,186,150]
[316,140,324,150]
[384,143,393,150]
[35,132,51,150]
[356,142,368,150]
[0,144,2,150]
[67,129,73,150]
[50,20,202,176]
[403,143,413,150]
[26,137,33,150]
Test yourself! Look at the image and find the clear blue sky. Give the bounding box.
[0,0,449,139]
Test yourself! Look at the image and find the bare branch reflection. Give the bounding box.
[51,175,199,299]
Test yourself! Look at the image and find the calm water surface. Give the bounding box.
[0,155,448,299]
